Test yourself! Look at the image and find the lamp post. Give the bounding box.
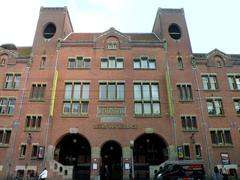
[129,140,135,180]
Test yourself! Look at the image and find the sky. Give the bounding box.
[0,0,239,54]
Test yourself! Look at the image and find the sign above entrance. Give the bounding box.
[93,123,137,129]
[97,106,126,122]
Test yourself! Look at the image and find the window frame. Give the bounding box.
[181,115,197,131]
[67,56,91,69]
[30,83,46,101]
[100,56,124,69]
[227,74,240,90]
[206,98,224,116]
[177,56,184,70]
[99,81,125,101]
[133,56,156,70]
[0,97,16,115]
[233,98,240,115]
[195,144,202,159]
[177,83,193,101]
[40,56,47,69]
[25,115,42,131]
[0,128,12,147]
[4,73,21,90]
[183,144,190,159]
[19,143,27,159]
[201,74,218,90]
[63,81,90,116]
[134,81,161,117]
[210,129,233,146]
[31,143,39,159]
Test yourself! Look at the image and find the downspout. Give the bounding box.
[192,58,212,175]
[43,40,60,167]
[6,61,31,179]
[164,40,177,159]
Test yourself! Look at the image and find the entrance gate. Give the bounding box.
[54,133,91,180]
[133,133,168,179]
[101,140,122,180]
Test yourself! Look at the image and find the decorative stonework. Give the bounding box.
[93,123,137,129]
[97,106,126,122]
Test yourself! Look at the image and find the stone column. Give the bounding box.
[90,147,101,180]
[168,145,178,160]
[122,146,132,180]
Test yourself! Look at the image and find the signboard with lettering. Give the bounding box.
[97,106,126,122]
[220,152,230,165]
[177,146,184,159]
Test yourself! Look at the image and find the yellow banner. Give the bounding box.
[165,71,173,117]
[50,70,58,116]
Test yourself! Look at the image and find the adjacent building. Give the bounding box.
[0,7,239,180]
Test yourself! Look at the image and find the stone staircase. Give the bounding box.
[49,160,73,179]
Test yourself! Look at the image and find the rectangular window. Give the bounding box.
[99,82,124,101]
[101,57,123,69]
[177,57,184,69]
[202,75,218,90]
[4,73,21,89]
[40,56,46,69]
[177,84,193,101]
[228,74,240,90]
[30,83,46,100]
[134,82,160,116]
[195,144,202,158]
[233,99,240,114]
[183,144,190,159]
[0,97,16,115]
[133,57,156,69]
[207,98,224,115]
[68,56,91,69]
[63,82,90,115]
[0,129,11,146]
[210,129,233,146]
[25,115,41,130]
[181,115,197,131]
[19,144,27,158]
[31,144,39,159]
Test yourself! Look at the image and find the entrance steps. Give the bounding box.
[49,160,73,179]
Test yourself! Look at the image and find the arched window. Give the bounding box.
[177,56,184,69]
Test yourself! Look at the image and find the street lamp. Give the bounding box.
[129,140,135,180]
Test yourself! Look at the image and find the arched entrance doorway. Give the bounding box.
[133,133,168,180]
[101,140,122,180]
[54,133,91,180]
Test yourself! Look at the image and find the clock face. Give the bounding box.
[168,23,181,40]
[43,23,56,39]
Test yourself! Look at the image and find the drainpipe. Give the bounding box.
[6,61,31,179]
[42,40,60,168]
[163,40,177,159]
[192,59,213,175]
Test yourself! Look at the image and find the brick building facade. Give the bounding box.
[0,7,239,179]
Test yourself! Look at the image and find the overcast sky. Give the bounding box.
[0,0,239,54]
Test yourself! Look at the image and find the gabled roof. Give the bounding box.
[63,28,161,43]
[193,49,240,65]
